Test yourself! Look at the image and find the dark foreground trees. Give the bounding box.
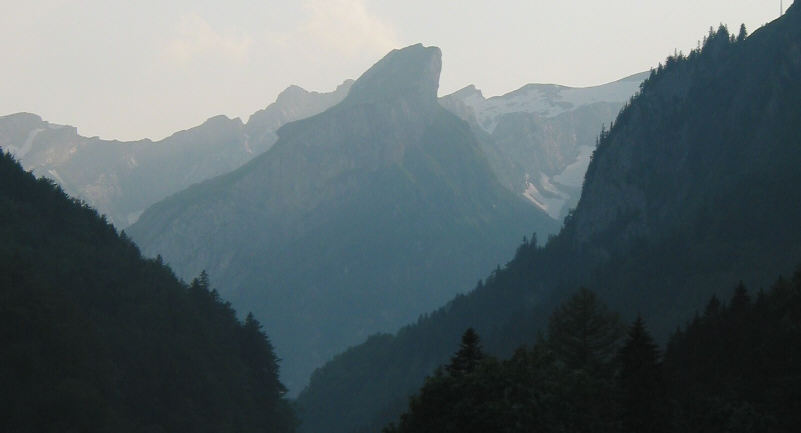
[387,273,801,433]
[0,151,296,433]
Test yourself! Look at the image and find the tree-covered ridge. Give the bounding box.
[387,274,801,433]
[297,5,801,432]
[0,151,295,432]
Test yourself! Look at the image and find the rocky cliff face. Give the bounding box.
[0,81,351,227]
[128,44,558,394]
[439,72,646,219]
[571,5,801,261]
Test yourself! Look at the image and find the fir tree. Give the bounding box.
[737,23,748,42]
[617,315,668,433]
[547,288,624,370]
[446,328,484,377]
[729,281,751,313]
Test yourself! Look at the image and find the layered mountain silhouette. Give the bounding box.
[0,80,351,227]
[297,5,801,433]
[127,44,559,393]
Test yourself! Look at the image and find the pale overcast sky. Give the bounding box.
[0,0,784,140]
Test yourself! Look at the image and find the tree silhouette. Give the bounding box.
[617,315,668,433]
[547,287,624,370]
[446,328,484,377]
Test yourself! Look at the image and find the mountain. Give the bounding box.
[297,6,801,433]
[127,44,559,394]
[246,80,354,147]
[0,150,296,432]
[0,80,351,227]
[439,72,646,219]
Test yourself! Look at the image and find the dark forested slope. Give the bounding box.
[297,5,801,433]
[385,275,801,433]
[0,151,295,433]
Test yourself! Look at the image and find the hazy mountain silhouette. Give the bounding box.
[0,80,351,227]
[127,44,558,393]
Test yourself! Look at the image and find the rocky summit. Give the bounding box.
[127,44,558,393]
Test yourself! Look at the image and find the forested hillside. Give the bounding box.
[385,274,801,433]
[297,5,801,433]
[0,151,295,433]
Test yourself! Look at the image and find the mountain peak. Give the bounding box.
[449,84,485,101]
[276,85,310,103]
[343,44,442,107]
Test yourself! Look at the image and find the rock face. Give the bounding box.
[128,44,558,393]
[0,81,351,227]
[246,80,353,145]
[440,72,646,219]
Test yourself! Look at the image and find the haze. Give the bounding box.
[0,0,780,141]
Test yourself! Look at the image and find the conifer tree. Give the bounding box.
[737,23,748,42]
[704,294,722,317]
[617,315,668,433]
[446,328,484,377]
[547,288,624,370]
[729,281,751,313]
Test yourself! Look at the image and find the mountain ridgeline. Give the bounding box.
[0,151,295,432]
[297,6,801,433]
[127,44,559,393]
[440,72,647,220]
[0,80,352,227]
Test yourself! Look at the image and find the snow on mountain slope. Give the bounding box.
[440,72,648,220]
[458,72,648,133]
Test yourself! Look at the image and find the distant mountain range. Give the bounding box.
[441,72,647,219]
[1,71,643,229]
[127,44,559,393]
[297,5,801,433]
[0,80,352,227]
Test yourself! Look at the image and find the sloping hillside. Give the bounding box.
[0,151,295,432]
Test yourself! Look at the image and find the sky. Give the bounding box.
[0,0,784,141]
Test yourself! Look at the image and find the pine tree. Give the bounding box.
[729,281,751,313]
[241,312,286,400]
[704,294,722,317]
[737,23,748,42]
[446,328,484,377]
[547,287,624,370]
[617,315,668,433]
[546,288,623,432]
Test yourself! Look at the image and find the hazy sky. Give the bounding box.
[0,0,783,140]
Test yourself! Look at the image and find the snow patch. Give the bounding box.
[6,128,44,159]
[522,173,570,219]
[243,135,253,154]
[47,169,65,185]
[553,145,593,188]
[450,76,643,133]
